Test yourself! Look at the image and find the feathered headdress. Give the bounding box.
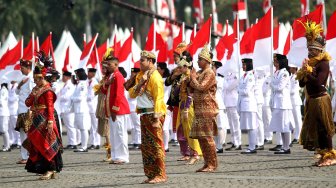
[34,50,54,77]
[300,20,325,50]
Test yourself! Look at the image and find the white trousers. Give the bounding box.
[262,106,272,140]
[227,107,241,146]
[8,115,20,145]
[75,113,91,149]
[163,110,172,150]
[292,105,302,140]
[19,128,28,160]
[248,129,257,150]
[256,104,264,146]
[0,116,10,149]
[61,113,77,145]
[130,112,141,145]
[109,115,129,162]
[275,132,283,145]
[89,113,101,146]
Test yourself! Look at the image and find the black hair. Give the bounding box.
[118,67,127,78]
[1,83,8,89]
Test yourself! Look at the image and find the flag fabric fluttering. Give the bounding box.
[326,11,336,61]
[118,30,133,79]
[0,38,23,70]
[262,0,271,13]
[188,16,212,57]
[40,32,55,67]
[300,0,309,16]
[62,46,72,72]
[79,33,98,70]
[193,0,204,26]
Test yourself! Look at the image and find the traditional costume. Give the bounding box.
[128,51,167,183]
[297,21,336,166]
[190,46,218,172]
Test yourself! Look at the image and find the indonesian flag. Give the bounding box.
[274,23,289,54]
[168,24,184,65]
[300,0,309,16]
[287,5,322,67]
[113,34,121,57]
[118,31,133,78]
[326,11,336,61]
[145,22,168,62]
[188,16,212,57]
[283,29,292,55]
[262,0,271,13]
[62,46,72,72]
[215,20,232,63]
[240,8,272,68]
[79,33,98,70]
[40,32,55,67]
[0,38,23,70]
[97,40,108,62]
[193,0,204,25]
[22,33,37,61]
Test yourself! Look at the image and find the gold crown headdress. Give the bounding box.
[299,20,324,50]
[178,55,192,67]
[174,42,188,56]
[198,45,212,63]
[140,50,156,59]
[102,47,115,62]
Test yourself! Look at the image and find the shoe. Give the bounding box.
[0,148,11,152]
[16,159,27,164]
[94,145,100,150]
[165,149,169,152]
[225,144,236,151]
[39,171,56,180]
[169,139,177,144]
[133,144,140,149]
[216,148,223,153]
[10,144,18,149]
[74,148,88,152]
[234,145,242,150]
[274,149,291,154]
[255,145,264,150]
[88,145,95,150]
[269,145,282,151]
[241,149,257,154]
[77,143,82,146]
[65,145,77,149]
[227,142,233,145]
[264,139,272,144]
[186,156,200,165]
[291,139,299,144]
[177,156,190,161]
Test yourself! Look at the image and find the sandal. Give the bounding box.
[186,156,200,165]
[177,156,190,161]
[148,177,167,184]
[197,167,216,173]
[111,160,126,165]
[16,159,27,164]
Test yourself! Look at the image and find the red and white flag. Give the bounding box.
[168,23,184,65]
[193,0,204,26]
[326,11,336,61]
[40,32,55,67]
[287,5,323,67]
[283,29,292,55]
[145,22,168,63]
[0,38,23,70]
[97,40,108,62]
[79,33,98,70]
[188,16,212,56]
[62,46,72,72]
[300,0,309,16]
[22,33,36,61]
[262,0,271,13]
[118,30,133,78]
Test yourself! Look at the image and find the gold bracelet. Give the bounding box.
[47,120,53,124]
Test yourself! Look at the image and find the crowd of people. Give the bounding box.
[0,21,335,184]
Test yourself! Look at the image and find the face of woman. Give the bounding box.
[33,76,45,87]
[273,60,279,70]
[242,63,247,71]
[157,67,164,76]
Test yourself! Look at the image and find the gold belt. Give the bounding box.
[32,105,47,111]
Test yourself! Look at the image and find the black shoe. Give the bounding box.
[74,148,88,152]
[255,145,264,150]
[216,148,224,153]
[88,145,95,150]
[241,149,257,154]
[165,149,169,152]
[65,145,77,149]
[169,139,177,144]
[227,142,233,145]
[94,145,100,150]
[234,145,242,150]
[0,148,11,152]
[225,144,236,151]
[274,149,291,154]
[291,139,299,144]
[10,144,18,149]
[77,143,82,146]
[269,145,282,151]
[172,141,179,147]
[132,144,140,150]
[264,139,272,144]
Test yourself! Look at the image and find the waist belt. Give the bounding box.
[309,92,327,99]
[31,104,47,111]
[137,108,154,114]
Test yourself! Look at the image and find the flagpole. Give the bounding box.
[32,32,35,62]
[21,36,24,58]
[153,18,157,57]
[182,22,185,42]
[209,14,212,48]
[36,36,40,52]
[236,12,241,79]
[321,0,327,35]
[270,7,274,75]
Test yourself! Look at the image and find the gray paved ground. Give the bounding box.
[1,131,336,188]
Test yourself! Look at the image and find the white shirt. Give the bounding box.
[16,72,34,114]
[262,76,272,107]
[8,83,19,116]
[0,87,9,116]
[223,72,239,107]
[71,80,89,113]
[59,79,75,113]
[216,75,226,110]
[290,74,303,106]
[270,68,292,110]
[237,70,257,112]
[87,78,98,113]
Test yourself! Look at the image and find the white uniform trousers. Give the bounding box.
[256,104,264,146]
[227,107,241,146]
[163,110,172,150]
[130,112,141,145]
[262,106,272,141]
[0,116,10,149]
[248,129,258,150]
[109,115,129,163]
[19,128,28,160]
[292,105,302,140]
[8,115,20,145]
[74,113,91,149]
[61,113,77,146]
[89,113,101,146]
[215,109,228,149]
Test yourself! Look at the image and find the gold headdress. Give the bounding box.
[300,20,324,50]
[198,45,212,63]
[102,47,114,62]
[178,55,192,67]
[140,50,156,59]
[174,42,188,56]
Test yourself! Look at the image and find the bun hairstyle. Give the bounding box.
[178,51,193,69]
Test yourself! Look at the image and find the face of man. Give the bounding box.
[289,67,297,74]
[62,75,71,83]
[87,72,96,79]
[140,57,151,72]
[107,60,118,73]
[242,63,247,71]
[20,66,31,76]
[308,48,321,58]
[174,53,180,63]
[197,57,207,69]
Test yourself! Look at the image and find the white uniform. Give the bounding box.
[8,83,20,146]
[162,78,171,150]
[290,74,303,140]
[269,68,294,150]
[262,76,273,141]
[59,79,77,146]
[16,72,34,160]
[238,70,258,150]
[215,75,229,150]
[127,91,141,145]
[87,78,100,147]
[224,72,241,147]
[0,86,10,150]
[71,80,91,150]
[254,71,265,146]
[52,82,62,135]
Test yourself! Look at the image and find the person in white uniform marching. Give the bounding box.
[8,81,20,149]
[224,71,242,151]
[72,68,91,152]
[59,71,77,149]
[262,74,273,144]
[288,65,303,146]
[87,68,100,150]
[15,59,35,164]
[0,83,11,152]
[254,69,265,150]
[269,54,294,154]
[238,58,258,154]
